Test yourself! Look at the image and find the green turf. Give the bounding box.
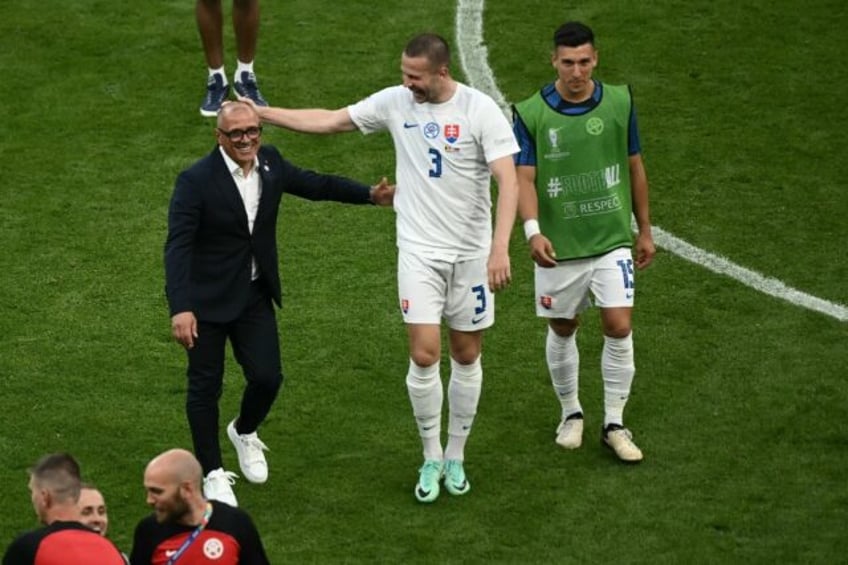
[1,0,846,562]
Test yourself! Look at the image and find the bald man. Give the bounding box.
[164,101,394,506]
[130,449,269,564]
[3,453,125,565]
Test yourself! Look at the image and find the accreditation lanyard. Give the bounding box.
[167,503,213,565]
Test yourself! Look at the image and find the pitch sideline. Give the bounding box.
[454,0,848,322]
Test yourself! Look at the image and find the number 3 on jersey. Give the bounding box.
[428,148,442,178]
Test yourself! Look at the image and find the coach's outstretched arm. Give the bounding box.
[235,97,357,134]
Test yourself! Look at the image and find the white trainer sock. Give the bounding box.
[208,66,227,85]
[236,59,255,81]
[445,356,482,461]
[602,333,635,427]
[546,327,582,419]
[406,359,443,461]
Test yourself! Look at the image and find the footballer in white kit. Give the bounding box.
[348,83,519,329]
[247,33,520,504]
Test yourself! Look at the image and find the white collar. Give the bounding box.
[218,146,259,176]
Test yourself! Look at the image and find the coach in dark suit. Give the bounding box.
[164,101,392,507]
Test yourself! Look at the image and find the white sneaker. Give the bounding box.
[602,425,643,463]
[227,419,269,483]
[555,413,584,449]
[203,468,238,507]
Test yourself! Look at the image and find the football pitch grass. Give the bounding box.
[1,0,846,562]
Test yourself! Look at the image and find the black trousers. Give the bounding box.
[185,281,284,474]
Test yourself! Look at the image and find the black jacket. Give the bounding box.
[164,145,372,322]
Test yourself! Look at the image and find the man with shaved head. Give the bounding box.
[3,453,125,564]
[165,101,394,506]
[130,449,269,564]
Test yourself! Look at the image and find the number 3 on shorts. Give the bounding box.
[472,284,487,318]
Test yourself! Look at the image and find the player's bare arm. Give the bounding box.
[487,156,520,291]
[517,164,557,268]
[629,154,655,269]
[237,98,358,134]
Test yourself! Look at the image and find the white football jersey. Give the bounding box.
[348,83,519,261]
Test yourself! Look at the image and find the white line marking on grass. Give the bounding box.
[651,227,848,322]
[455,0,510,117]
[454,0,848,322]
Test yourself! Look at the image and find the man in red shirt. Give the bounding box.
[3,453,125,565]
[130,449,269,564]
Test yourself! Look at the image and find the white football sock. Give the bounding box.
[445,356,482,461]
[406,359,443,461]
[546,327,582,419]
[602,333,635,427]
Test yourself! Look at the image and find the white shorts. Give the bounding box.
[535,247,635,319]
[397,250,494,331]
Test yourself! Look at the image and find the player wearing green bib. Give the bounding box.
[513,21,655,463]
[516,82,634,260]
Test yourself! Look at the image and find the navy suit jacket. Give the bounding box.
[164,145,372,323]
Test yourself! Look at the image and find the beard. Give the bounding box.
[155,497,191,524]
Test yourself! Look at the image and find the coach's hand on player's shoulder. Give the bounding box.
[369,177,395,207]
[171,311,198,350]
[529,234,557,268]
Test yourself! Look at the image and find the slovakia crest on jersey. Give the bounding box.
[444,124,460,144]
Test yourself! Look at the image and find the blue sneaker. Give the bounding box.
[200,74,229,117]
[414,460,443,503]
[233,71,268,106]
[443,459,470,496]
